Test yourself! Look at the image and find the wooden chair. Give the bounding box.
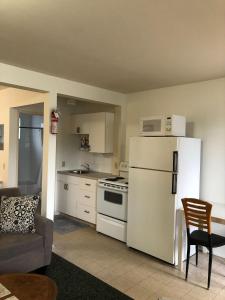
[182,198,225,289]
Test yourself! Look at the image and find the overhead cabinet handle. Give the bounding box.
[85,183,91,186]
[84,195,90,198]
[173,151,178,173]
[64,184,69,190]
[84,210,90,214]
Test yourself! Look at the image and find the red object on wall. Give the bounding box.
[51,111,59,134]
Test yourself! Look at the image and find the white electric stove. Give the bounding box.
[96,162,128,242]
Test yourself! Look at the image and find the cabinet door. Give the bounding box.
[89,113,106,153]
[73,114,90,134]
[67,182,79,217]
[57,181,68,214]
[57,181,79,217]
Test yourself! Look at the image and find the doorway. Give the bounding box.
[18,104,44,196]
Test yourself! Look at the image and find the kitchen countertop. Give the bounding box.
[57,170,112,180]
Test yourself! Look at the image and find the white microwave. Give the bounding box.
[140,115,186,136]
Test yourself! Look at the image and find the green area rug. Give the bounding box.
[54,215,89,234]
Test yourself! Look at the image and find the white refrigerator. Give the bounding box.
[127,137,201,265]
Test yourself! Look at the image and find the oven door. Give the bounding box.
[97,186,128,221]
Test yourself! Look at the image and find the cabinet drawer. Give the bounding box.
[57,174,67,182]
[96,213,127,242]
[77,204,96,224]
[79,191,96,208]
[79,178,96,192]
[57,174,80,185]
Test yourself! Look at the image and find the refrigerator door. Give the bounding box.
[127,167,176,264]
[129,137,177,171]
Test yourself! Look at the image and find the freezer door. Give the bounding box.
[129,137,177,171]
[127,167,176,264]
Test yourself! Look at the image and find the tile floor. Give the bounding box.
[53,226,225,300]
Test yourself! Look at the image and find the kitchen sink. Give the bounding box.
[68,169,89,174]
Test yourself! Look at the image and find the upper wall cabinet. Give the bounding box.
[73,114,90,135]
[72,112,114,154]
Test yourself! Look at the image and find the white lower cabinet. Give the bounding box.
[78,190,96,207]
[77,204,96,224]
[57,175,97,224]
[57,175,79,217]
[79,178,97,193]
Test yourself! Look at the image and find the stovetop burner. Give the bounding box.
[105,176,125,182]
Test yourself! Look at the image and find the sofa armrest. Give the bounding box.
[35,214,53,249]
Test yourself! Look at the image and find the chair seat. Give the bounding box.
[190,230,225,248]
[0,233,43,260]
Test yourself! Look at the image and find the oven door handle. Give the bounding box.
[104,197,123,205]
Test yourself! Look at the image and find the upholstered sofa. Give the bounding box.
[0,188,53,273]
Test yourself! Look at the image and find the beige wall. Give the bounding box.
[0,63,126,219]
[126,78,225,205]
[0,87,58,220]
[0,88,46,186]
[0,63,126,106]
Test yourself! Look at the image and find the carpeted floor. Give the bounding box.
[38,253,133,300]
[54,214,89,234]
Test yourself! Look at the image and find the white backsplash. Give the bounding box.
[56,131,113,173]
[78,151,113,174]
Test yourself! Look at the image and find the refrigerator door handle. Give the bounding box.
[173,151,178,172]
[172,174,177,194]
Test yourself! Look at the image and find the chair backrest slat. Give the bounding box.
[182,198,212,234]
[187,208,206,216]
[188,221,208,229]
[187,212,207,221]
[187,203,207,210]
[188,216,207,223]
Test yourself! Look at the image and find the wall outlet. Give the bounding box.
[62,161,66,167]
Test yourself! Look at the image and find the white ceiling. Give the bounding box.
[0,0,225,93]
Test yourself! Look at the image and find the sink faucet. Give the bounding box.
[81,163,90,171]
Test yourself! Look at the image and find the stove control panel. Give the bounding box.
[98,180,128,192]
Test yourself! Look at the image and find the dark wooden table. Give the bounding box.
[0,273,57,300]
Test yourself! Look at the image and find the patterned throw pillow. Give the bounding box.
[0,195,40,233]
